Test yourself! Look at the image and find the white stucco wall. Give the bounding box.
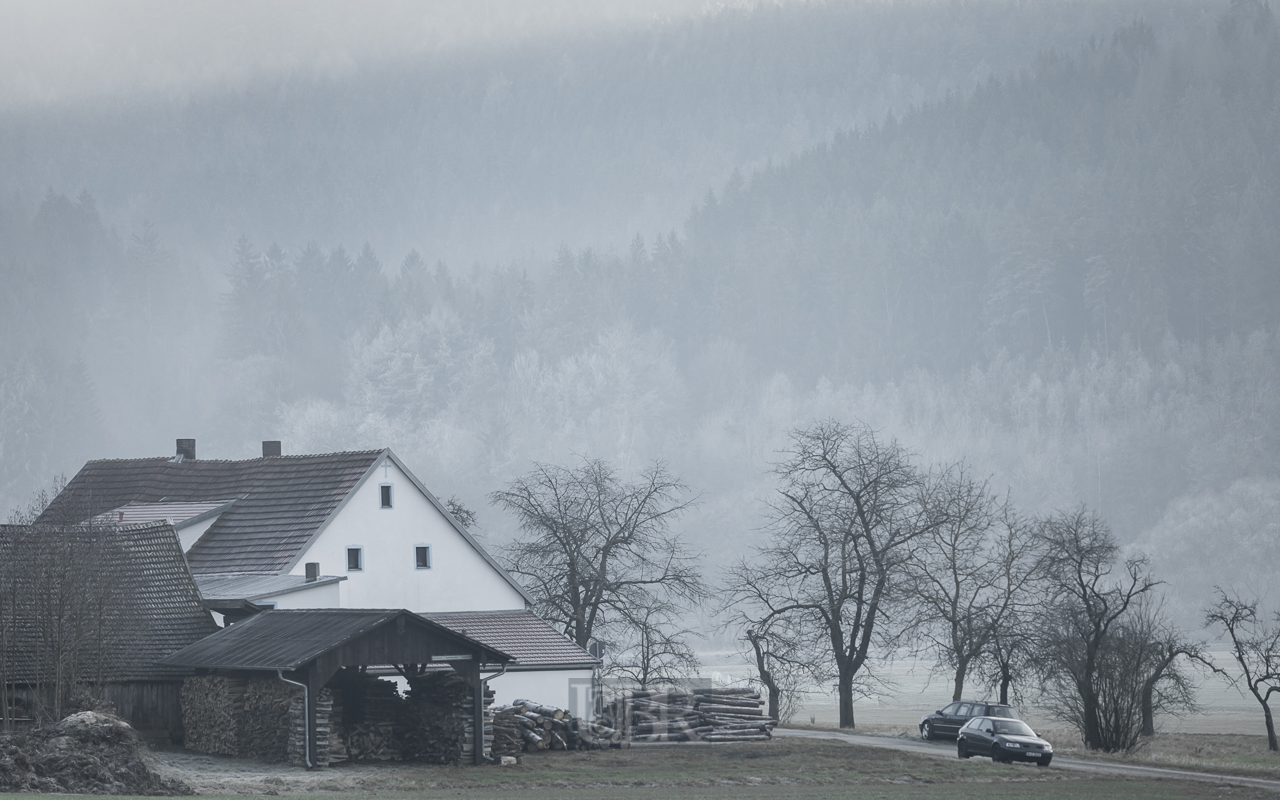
[258,581,343,609]
[178,514,222,552]
[292,458,528,613]
[491,669,596,717]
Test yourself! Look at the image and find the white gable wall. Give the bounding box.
[177,513,222,552]
[290,459,527,612]
[492,669,596,716]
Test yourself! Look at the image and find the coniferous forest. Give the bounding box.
[3,0,1279,631]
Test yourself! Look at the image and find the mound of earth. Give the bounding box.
[0,711,192,795]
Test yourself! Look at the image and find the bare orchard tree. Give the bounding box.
[723,420,945,729]
[1033,508,1169,752]
[977,607,1038,705]
[904,468,1042,701]
[605,597,700,689]
[1205,589,1280,751]
[492,458,706,666]
[743,625,813,723]
[1132,601,1212,738]
[1,522,136,723]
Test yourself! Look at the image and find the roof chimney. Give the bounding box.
[305,562,319,583]
[262,440,282,458]
[175,439,196,461]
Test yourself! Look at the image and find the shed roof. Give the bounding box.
[196,573,345,603]
[158,608,512,671]
[424,610,599,669]
[0,521,219,683]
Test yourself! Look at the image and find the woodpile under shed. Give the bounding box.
[601,687,775,743]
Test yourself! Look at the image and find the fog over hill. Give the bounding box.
[3,0,1278,639]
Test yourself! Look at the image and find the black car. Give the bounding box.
[956,716,1053,765]
[919,700,1016,740]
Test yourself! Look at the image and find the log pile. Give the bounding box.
[242,674,299,760]
[286,689,333,767]
[336,673,403,762]
[601,687,775,743]
[457,684,495,764]
[400,671,473,765]
[490,699,621,756]
[179,674,246,756]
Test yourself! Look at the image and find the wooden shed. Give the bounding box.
[157,608,512,766]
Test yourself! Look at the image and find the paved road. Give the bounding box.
[774,726,1280,793]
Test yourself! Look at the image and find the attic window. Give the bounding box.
[347,547,363,572]
[380,484,393,508]
[415,545,432,570]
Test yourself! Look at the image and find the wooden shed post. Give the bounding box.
[465,661,485,765]
[306,667,323,769]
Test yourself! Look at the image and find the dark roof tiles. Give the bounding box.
[0,521,218,682]
[158,609,512,670]
[424,610,599,669]
[39,450,385,574]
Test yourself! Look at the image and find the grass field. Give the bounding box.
[111,737,1280,800]
[1053,731,1280,781]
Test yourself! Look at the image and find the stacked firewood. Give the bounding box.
[180,674,247,755]
[400,671,477,765]
[601,688,775,743]
[327,690,348,763]
[336,672,405,762]
[242,675,299,759]
[286,688,333,766]
[491,700,621,756]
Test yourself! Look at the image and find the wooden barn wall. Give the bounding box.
[3,680,183,737]
[99,681,184,736]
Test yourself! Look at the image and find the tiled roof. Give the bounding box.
[0,522,219,682]
[86,500,236,528]
[38,450,385,574]
[424,610,599,669]
[196,573,345,602]
[158,609,513,671]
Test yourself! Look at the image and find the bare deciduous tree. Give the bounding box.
[604,598,699,689]
[1205,589,1280,751]
[1033,508,1166,751]
[905,469,1041,701]
[492,458,705,680]
[978,608,1038,705]
[724,420,944,729]
[2,477,139,726]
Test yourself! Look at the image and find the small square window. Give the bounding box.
[415,545,432,569]
[347,547,363,571]
[380,484,393,508]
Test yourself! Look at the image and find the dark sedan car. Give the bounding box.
[919,700,1017,739]
[956,716,1053,765]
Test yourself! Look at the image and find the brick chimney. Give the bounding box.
[262,440,282,458]
[176,439,196,461]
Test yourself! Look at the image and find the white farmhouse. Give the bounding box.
[40,439,598,713]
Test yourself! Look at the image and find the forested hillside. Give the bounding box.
[2,1,1277,625]
[1,0,1202,265]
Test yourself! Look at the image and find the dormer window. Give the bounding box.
[380,484,393,508]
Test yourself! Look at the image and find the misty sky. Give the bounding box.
[2,0,720,109]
